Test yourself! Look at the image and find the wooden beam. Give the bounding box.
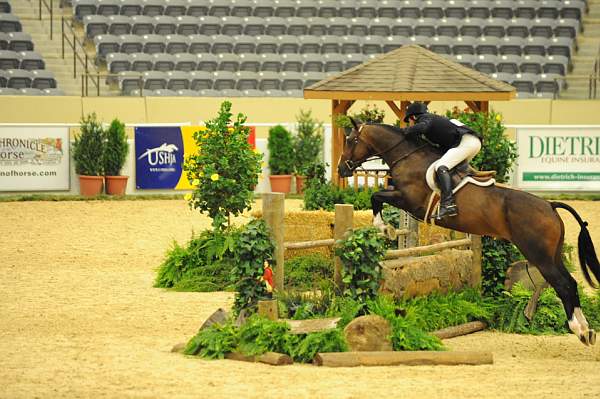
[262,193,285,292]
[304,90,516,101]
[284,317,342,334]
[331,100,354,186]
[386,100,404,121]
[333,204,354,287]
[313,351,494,367]
[334,99,354,115]
[480,100,489,113]
[225,352,293,366]
[465,101,481,113]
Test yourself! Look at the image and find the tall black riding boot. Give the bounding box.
[436,166,458,219]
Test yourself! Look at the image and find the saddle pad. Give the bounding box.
[426,162,496,194]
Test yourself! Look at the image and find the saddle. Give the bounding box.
[424,161,496,223]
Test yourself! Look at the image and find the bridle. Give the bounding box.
[343,124,427,172]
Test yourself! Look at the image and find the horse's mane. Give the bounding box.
[367,123,443,155]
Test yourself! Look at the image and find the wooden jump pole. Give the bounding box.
[314,351,493,367]
[262,192,285,292]
[334,204,354,287]
[384,238,472,260]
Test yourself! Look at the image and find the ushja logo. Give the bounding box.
[138,143,179,166]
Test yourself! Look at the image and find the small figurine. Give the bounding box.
[261,260,274,296]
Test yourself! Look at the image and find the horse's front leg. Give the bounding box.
[371,189,405,239]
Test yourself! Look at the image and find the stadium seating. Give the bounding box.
[0,2,61,95]
[49,0,589,96]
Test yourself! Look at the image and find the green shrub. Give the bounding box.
[445,107,516,183]
[367,295,444,351]
[184,101,261,230]
[352,104,385,124]
[267,124,295,175]
[184,320,238,358]
[73,113,104,176]
[237,315,292,356]
[284,253,333,291]
[335,227,387,302]
[154,230,237,291]
[290,329,348,363]
[293,110,323,175]
[103,118,128,176]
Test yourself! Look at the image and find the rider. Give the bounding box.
[403,102,483,219]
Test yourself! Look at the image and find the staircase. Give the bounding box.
[9,0,108,96]
[560,0,600,99]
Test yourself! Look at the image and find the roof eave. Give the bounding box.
[303,90,517,101]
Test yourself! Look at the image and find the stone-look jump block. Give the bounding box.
[381,249,478,299]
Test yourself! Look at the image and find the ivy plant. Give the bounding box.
[334,227,387,302]
[183,101,262,230]
[231,219,275,315]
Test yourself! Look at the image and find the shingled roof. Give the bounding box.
[304,45,516,101]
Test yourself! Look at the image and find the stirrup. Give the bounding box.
[436,203,458,219]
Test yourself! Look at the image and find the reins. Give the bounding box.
[345,125,428,172]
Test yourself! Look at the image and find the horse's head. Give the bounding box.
[337,117,377,178]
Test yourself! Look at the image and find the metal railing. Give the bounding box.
[61,17,100,95]
[38,0,54,39]
[82,72,143,97]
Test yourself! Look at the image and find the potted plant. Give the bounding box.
[267,124,295,193]
[72,113,105,196]
[293,110,323,194]
[103,118,129,195]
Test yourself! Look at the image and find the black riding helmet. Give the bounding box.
[403,102,428,123]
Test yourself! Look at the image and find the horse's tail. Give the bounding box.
[551,201,600,288]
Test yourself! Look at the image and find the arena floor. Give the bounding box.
[1,199,599,398]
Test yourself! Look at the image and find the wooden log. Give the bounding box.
[313,351,493,367]
[284,317,341,334]
[334,204,354,287]
[432,321,488,340]
[384,238,472,260]
[284,238,335,250]
[225,352,293,366]
[258,300,278,321]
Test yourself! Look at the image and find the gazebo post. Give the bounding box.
[331,99,355,186]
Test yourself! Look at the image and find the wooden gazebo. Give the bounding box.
[303,45,516,185]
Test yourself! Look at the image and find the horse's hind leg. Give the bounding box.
[512,225,596,345]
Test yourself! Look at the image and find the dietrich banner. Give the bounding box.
[135,125,255,190]
[516,126,600,191]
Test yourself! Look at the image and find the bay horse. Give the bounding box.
[337,120,600,345]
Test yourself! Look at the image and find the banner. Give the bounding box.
[516,126,600,191]
[0,126,70,191]
[135,125,255,190]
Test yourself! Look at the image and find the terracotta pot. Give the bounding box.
[78,175,104,197]
[295,175,306,194]
[105,175,129,195]
[269,174,292,193]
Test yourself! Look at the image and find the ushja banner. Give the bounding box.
[515,126,600,191]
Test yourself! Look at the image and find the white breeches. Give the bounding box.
[433,134,481,171]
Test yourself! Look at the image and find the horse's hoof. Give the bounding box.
[588,329,596,346]
[384,225,397,241]
[579,330,596,346]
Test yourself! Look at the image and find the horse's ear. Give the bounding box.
[349,116,359,130]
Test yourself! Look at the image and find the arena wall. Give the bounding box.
[1,97,600,140]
